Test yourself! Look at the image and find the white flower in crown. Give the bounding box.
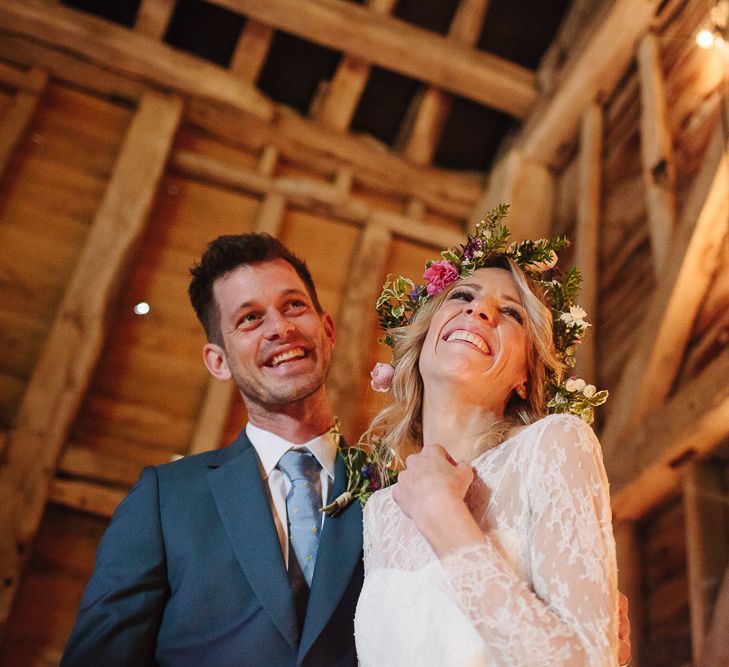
[583,384,597,399]
[560,305,591,329]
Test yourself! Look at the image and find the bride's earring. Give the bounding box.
[515,383,527,400]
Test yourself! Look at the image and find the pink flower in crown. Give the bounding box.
[423,260,459,296]
[370,362,394,393]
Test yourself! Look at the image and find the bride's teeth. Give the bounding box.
[272,349,305,366]
[446,330,489,353]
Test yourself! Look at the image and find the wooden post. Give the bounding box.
[575,103,602,381]
[0,66,48,183]
[469,149,554,240]
[0,91,182,634]
[637,31,676,277]
[703,562,729,667]
[327,221,391,435]
[684,461,729,664]
[601,120,729,457]
[614,521,644,667]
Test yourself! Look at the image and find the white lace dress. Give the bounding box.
[354,413,618,666]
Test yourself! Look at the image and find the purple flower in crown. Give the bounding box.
[409,285,424,303]
[463,237,483,259]
[423,260,459,296]
[361,463,374,480]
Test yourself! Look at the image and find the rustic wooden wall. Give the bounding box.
[0,0,728,665]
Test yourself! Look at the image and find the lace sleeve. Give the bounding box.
[440,415,618,666]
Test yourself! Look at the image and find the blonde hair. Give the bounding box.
[361,258,563,466]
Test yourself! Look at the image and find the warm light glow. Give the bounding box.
[133,301,151,315]
[697,29,716,49]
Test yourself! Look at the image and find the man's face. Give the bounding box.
[203,259,335,410]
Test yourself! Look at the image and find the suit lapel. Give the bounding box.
[299,449,363,660]
[207,432,299,649]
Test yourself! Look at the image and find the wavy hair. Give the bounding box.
[361,257,563,466]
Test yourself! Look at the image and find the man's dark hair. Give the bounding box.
[188,233,322,344]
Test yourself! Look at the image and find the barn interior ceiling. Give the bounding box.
[61,0,571,172]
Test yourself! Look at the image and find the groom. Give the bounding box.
[62,234,363,666]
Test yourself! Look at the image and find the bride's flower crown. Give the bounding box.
[371,204,608,425]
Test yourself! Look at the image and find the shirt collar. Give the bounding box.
[246,422,338,480]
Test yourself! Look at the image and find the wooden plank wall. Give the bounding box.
[0,0,727,664]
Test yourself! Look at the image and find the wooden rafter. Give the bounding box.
[313,0,397,132]
[520,0,661,167]
[400,0,490,165]
[0,66,47,182]
[50,479,127,520]
[0,0,274,121]
[0,15,482,219]
[0,91,183,632]
[229,20,274,83]
[134,0,175,40]
[601,120,729,456]
[207,0,536,118]
[609,347,729,521]
[575,103,602,381]
[638,31,676,276]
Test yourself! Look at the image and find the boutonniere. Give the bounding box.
[321,421,399,517]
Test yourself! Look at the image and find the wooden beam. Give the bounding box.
[684,462,729,664]
[49,478,126,520]
[469,148,554,240]
[704,562,729,667]
[0,66,47,183]
[574,103,602,381]
[601,120,729,455]
[614,521,644,667]
[0,22,482,219]
[134,0,175,40]
[609,347,729,522]
[401,0,489,165]
[0,0,274,122]
[0,91,182,632]
[314,0,397,131]
[327,222,392,434]
[637,31,676,276]
[208,0,537,118]
[229,20,274,83]
[519,0,660,167]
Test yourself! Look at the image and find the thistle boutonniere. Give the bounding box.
[321,421,399,517]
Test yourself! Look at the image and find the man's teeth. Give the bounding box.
[271,349,305,366]
[446,330,490,354]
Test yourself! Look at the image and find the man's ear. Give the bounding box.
[322,312,336,348]
[203,342,232,381]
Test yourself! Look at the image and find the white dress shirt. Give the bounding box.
[245,422,337,568]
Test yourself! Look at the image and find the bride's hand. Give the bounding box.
[393,445,483,556]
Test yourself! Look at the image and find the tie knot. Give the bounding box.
[278,449,322,483]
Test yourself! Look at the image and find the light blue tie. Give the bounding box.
[278,449,323,587]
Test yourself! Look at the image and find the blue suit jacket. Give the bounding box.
[61,430,364,666]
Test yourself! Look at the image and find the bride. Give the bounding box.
[354,210,618,666]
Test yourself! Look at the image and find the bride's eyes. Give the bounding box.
[501,306,524,324]
[449,289,474,302]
